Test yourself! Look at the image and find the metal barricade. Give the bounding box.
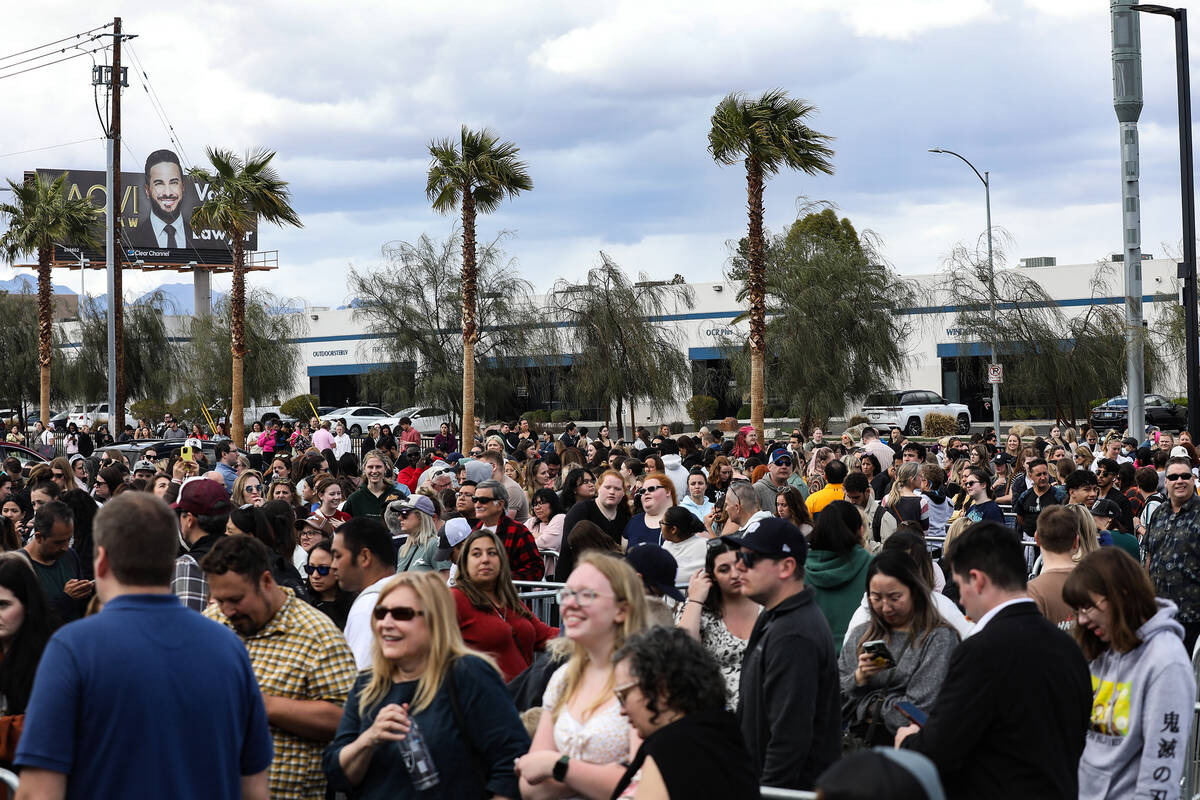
[759,788,817,799]
[516,580,566,626]
[0,768,17,795]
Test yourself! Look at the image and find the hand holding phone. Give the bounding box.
[896,701,927,727]
[181,445,194,462]
[863,639,896,667]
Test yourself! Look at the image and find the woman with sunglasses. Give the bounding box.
[1066,547,1195,799]
[231,470,265,507]
[957,467,1005,524]
[389,496,444,574]
[623,472,677,550]
[311,476,351,532]
[306,539,354,630]
[1074,445,1095,473]
[610,626,758,799]
[451,530,558,682]
[516,553,649,800]
[324,571,530,799]
[676,537,760,708]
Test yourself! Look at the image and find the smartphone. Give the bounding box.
[180,445,194,463]
[863,639,896,667]
[897,701,927,726]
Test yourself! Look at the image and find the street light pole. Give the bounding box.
[929,147,1002,437]
[1133,4,1198,438]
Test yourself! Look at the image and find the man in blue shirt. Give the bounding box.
[15,492,272,800]
[213,440,239,494]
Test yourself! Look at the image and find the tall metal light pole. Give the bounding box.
[929,147,1002,436]
[1133,3,1199,438]
[1112,1,1146,440]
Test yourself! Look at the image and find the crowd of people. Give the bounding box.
[0,413,1198,799]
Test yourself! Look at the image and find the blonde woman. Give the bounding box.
[323,571,530,798]
[881,462,930,532]
[1061,503,1100,562]
[1073,445,1095,473]
[516,552,650,800]
[231,470,265,507]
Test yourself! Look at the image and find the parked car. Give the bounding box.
[861,390,972,436]
[408,407,453,436]
[0,443,48,471]
[326,406,398,436]
[66,403,133,431]
[1088,394,1188,432]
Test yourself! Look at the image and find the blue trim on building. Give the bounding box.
[689,346,724,360]
[307,362,394,377]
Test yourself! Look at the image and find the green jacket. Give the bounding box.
[805,547,872,653]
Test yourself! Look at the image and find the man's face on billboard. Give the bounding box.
[145,160,184,221]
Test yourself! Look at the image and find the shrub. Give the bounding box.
[550,410,573,423]
[847,414,870,427]
[280,394,319,421]
[686,395,718,428]
[1173,397,1188,407]
[668,421,685,435]
[736,405,751,419]
[922,411,958,438]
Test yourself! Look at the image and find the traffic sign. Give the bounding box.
[988,363,1003,384]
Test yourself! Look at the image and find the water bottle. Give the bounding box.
[397,717,440,790]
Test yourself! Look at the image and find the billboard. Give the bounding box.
[34,148,257,266]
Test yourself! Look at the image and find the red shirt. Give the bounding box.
[400,428,422,445]
[451,587,558,681]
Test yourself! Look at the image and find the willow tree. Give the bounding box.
[189,148,302,444]
[0,172,99,425]
[546,253,695,438]
[349,229,539,429]
[709,90,834,440]
[426,126,532,442]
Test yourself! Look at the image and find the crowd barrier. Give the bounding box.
[759,790,817,799]
[0,768,17,797]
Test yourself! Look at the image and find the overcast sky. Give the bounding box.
[2,0,1199,307]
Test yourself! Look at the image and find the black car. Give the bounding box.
[1088,394,1188,431]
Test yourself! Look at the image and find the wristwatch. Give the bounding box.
[552,754,570,782]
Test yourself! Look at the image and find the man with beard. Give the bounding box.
[130,149,194,248]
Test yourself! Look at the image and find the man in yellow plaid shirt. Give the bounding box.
[202,535,357,800]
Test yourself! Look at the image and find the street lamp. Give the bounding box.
[929,147,1002,437]
[1131,3,1198,438]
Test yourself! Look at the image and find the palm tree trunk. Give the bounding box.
[629,398,636,440]
[745,156,766,443]
[461,187,478,445]
[36,248,52,427]
[615,396,624,441]
[230,235,246,445]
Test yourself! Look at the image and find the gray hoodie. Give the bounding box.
[1077,598,1196,800]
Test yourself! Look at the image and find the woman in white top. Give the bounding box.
[246,420,264,455]
[675,537,760,708]
[660,506,709,583]
[526,488,567,551]
[516,552,649,800]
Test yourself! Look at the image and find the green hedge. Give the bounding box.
[280,394,319,421]
[550,410,581,423]
[685,395,718,427]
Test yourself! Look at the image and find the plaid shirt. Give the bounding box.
[477,515,545,581]
[171,554,208,611]
[206,588,357,800]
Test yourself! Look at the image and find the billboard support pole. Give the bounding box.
[109,16,125,434]
[105,139,116,428]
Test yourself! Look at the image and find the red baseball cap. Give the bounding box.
[171,478,232,516]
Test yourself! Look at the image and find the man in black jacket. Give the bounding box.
[728,517,839,791]
[897,521,1091,799]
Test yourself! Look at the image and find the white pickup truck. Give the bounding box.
[861,390,972,436]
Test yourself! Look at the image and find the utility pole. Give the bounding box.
[1112,0,1146,440]
[110,16,125,436]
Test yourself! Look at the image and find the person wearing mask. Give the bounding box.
[555,470,632,581]
[1024,505,1080,627]
[676,536,760,708]
[324,571,529,799]
[610,626,760,799]
[624,472,676,550]
[450,530,557,681]
[727,517,840,791]
[804,500,872,651]
[516,554,650,800]
[1066,547,1196,800]
[896,522,1091,799]
[839,550,959,746]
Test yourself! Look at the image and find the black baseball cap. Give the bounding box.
[1090,498,1121,519]
[725,516,808,562]
[625,545,685,602]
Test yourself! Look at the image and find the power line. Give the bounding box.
[0,137,103,159]
[0,33,104,72]
[125,43,191,167]
[0,22,111,64]
[0,43,111,82]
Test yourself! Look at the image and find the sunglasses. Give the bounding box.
[396,508,417,519]
[372,605,425,622]
[1166,472,1193,482]
[961,480,981,488]
[736,550,777,569]
[473,497,497,505]
[304,564,331,576]
[243,484,262,494]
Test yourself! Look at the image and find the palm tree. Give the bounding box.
[189,148,301,445]
[427,126,532,446]
[709,90,834,441]
[0,172,99,427]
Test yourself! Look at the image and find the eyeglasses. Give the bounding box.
[243,484,262,494]
[613,681,639,706]
[1075,596,1108,618]
[1166,472,1194,482]
[304,564,331,576]
[372,605,425,622]
[473,496,497,505]
[555,587,613,607]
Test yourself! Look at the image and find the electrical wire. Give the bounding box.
[0,22,111,64]
[0,43,111,82]
[125,43,191,167]
[0,137,103,159]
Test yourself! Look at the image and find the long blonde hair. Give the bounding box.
[886,462,920,508]
[358,571,498,715]
[1062,503,1100,562]
[551,552,649,722]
